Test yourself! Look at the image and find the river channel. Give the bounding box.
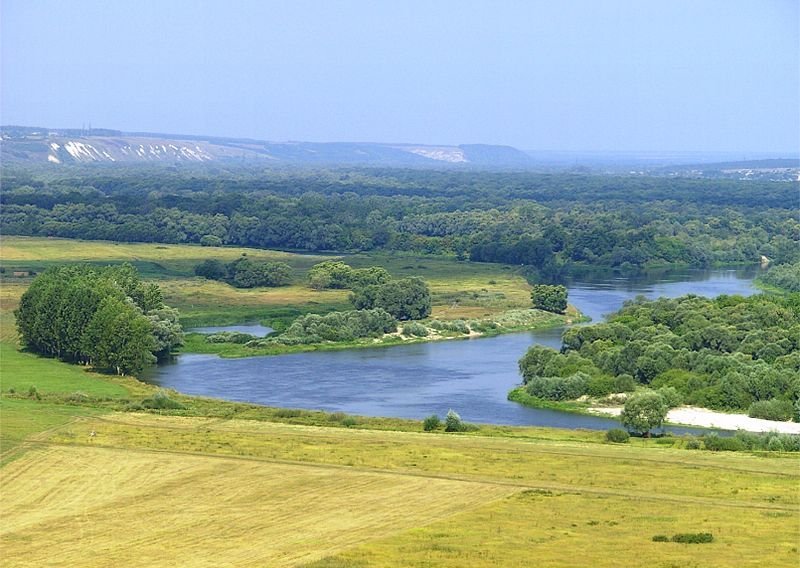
[143,267,759,432]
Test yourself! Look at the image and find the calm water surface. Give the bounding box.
[144,267,758,431]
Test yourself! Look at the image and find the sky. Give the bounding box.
[1,0,798,153]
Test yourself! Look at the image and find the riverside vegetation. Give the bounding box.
[1,166,799,565]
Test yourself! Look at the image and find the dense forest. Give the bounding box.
[2,166,797,277]
[516,293,800,421]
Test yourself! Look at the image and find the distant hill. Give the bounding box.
[0,125,534,168]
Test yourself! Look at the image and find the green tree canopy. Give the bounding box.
[531,284,568,313]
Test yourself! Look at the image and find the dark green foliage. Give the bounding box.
[15,264,182,375]
[525,373,590,401]
[194,259,228,280]
[194,256,292,288]
[760,262,800,292]
[517,293,800,415]
[308,261,390,290]
[702,434,746,452]
[747,399,794,422]
[670,533,714,544]
[351,277,431,320]
[530,284,568,313]
[27,385,40,400]
[605,428,630,443]
[4,168,795,269]
[723,431,800,452]
[423,414,441,431]
[264,308,397,345]
[651,535,669,542]
[620,391,668,436]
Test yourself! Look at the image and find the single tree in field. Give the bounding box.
[620,391,668,437]
[530,284,568,313]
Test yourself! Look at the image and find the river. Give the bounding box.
[143,266,759,432]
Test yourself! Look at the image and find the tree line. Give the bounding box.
[2,166,797,273]
[16,264,183,375]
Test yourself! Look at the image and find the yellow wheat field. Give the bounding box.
[0,445,511,567]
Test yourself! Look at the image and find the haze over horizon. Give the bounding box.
[2,0,798,154]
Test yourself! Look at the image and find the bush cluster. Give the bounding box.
[525,372,590,401]
[747,399,794,422]
[402,322,429,337]
[261,308,397,345]
[429,320,470,334]
[205,331,256,344]
[605,428,630,443]
[195,256,292,288]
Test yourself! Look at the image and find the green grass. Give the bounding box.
[0,398,101,458]
[0,343,128,397]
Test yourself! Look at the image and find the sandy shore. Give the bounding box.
[590,405,800,434]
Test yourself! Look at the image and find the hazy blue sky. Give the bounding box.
[2,0,798,152]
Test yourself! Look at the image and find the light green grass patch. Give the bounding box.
[0,343,128,397]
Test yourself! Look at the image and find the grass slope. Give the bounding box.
[0,413,796,567]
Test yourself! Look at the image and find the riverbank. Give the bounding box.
[180,306,586,358]
[589,405,800,434]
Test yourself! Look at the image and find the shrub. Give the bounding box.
[671,533,714,544]
[341,416,358,428]
[328,411,347,422]
[141,390,185,410]
[685,439,702,450]
[429,319,470,334]
[748,399,794,422]
[445,409,466,432]
[402,322,429,337]
[205,332,256,344]
[606,428,630,443]
[652,535,669,542]
[275,309,397,344]
[423,414,441,431]
[702,433,745,452]
[525,372,590,401]
[27,385,41,400]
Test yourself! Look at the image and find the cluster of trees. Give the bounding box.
[518,293,800,419]
[760,262,800,292]
[254,308,397,345]
[530,284,568,313]
[2,167,797,271]
[16,264,183,375]
[194,256,292,288]
[350,277,432,321]
[307,261,390,289]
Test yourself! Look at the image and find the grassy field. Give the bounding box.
[0,236,543,330]
[1,412,797,567]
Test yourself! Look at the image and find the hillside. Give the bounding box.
[0,125,534,168]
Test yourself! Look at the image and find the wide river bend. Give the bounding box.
[143,267,759,432]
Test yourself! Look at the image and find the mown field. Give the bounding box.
[1,408,798,567]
